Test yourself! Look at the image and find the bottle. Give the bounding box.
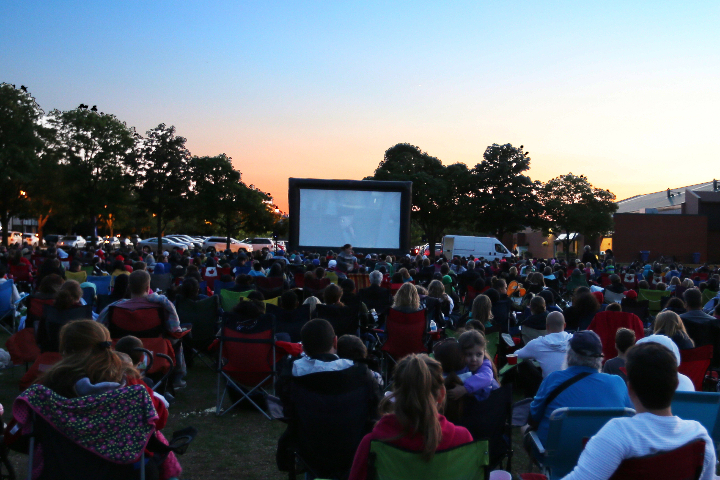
[430,320,437,333]
[370,309,378,322]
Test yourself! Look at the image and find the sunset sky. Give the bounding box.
[3,1,719,212]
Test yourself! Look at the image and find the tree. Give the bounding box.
[539,173,618,254]
[0,84,51,246]
[47,106,137,239]
[369,143,469,259]
[129,124,192,254]
[191,154,276,251]
[467,143,543,239]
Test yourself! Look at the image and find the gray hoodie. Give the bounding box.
[515,331,573,378]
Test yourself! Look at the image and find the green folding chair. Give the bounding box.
[637,289,671,315]
[220,289,251,311]
[176,295,221,368]
[368,439,489,480]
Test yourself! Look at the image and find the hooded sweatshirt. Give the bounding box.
[348,413,473,480]
[515,331,573,378]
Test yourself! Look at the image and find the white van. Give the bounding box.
[442,235,512,260]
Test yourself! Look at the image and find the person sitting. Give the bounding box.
[349,354,473,480]
[635,334,695,391]
[654,310,695,350]
[521,296,549,344]
[680,288,719,346]
[528,330,633,447]
[516,311,572,379]
[601,327,636,382]
[359,271,393,316]
[176,277,208,302]
[563,291,600,331]
[562,342,716,480]
[28,320,182,479]
[248,260,265,277]
[277,319,381,478]
[432,338,467,423]
[391,283,423,313]
[446,330,499,402]
[98,270,187,388]
[337,334,383,386]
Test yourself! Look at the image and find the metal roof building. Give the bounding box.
[615,181,718,214]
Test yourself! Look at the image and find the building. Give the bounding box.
[612,180,720,263]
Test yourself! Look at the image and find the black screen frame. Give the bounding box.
[288,178,412,254]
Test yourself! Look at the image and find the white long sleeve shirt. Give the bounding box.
[561,412,716,480]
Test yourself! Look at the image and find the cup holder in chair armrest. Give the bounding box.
[169,426,198,455]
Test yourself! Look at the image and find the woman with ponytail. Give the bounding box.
[349,354,473,479]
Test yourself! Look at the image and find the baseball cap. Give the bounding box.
[569,330,603,358]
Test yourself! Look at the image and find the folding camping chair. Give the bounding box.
[368,439,489,480]
[175,295,221,368]
[637,289,671,316]
[86,275,112,295]
[220,288,251,311]
[9,264,33,291]
[679,345,714,391]
[608,439,706,480]
[150,273,173,293]
[81,286,96,308]
[529,407,636,480]
[587,311,644,360]
[456,383,514,472]
[65,270,88,283]
[314,303,361,337]
[255,276,284,298]
[212,280,235,295]
[0,280,23,334]
[38,305,94,353]
[216,312,278,419]
[602,289,625,305]
[303,277,330,299]
[671,391,720,451]
[377,308,429,383]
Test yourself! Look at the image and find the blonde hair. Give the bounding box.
[399,268,411,281]
[681,278,695,288]
[381,354,444,460]
[669,276,681,286]
[393,283,420,311]
[55,280,83,310]
[427,280,447,300]
[654,311,693,347]
[471,295,493,324]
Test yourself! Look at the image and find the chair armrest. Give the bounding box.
[528,430,545,455]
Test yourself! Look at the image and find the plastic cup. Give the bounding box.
[489,471,512,480]
[506,354,518,366]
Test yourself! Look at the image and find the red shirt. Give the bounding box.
[349,414,473,480]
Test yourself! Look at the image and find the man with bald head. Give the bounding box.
[516,312,573,379]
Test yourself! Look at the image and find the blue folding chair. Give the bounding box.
[213,280,235,295]
[529,407,636,480]
[672,391,720,452]
[81,286,96,308]
[86,276,112,295]
[0,280,16,334]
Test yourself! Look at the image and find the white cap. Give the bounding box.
[636,334,681,366]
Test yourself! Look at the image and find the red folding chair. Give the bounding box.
[622,274,637,291]
[389,283,404,296]
[608,439,706,480]
[216,312,278,419]
[598,274,611,287]
[304,278,330,299]
[679,345,714,391]
[294,272,305,288]
[588,311,644,361]
[379,308,429,382]
[255,276,284,298]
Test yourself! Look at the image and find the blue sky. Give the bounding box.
[3,1,719,210]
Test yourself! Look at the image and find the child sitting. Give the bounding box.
[115,336,171,407]
[447,330,499,402]
[337,334,383,387]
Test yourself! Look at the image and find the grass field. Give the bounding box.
[1,332,532,479]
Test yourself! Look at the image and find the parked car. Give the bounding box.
[174,234,204,248]
[43,234,61,245]
[137,237,189,253]
[85,236,104,248]
[203,237,252,253]
[242,237,275,252]
[58,235,87,249]
[103,236,121,249]
[412,243,443,257]
[23,233,43,247]
[166,235,201,249]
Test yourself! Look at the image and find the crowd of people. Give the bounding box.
[1,239,720,479]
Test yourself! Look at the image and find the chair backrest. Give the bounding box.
[701,289,716,307]
[368,439,489,480]
[608,439,705,480]
[544,407,636,479]
[599,274,612,287]
[0,280,14,317]
[271,304,312,342]
[637,289,671,315]
[325,271,339,285]
[290,368,376,478]
[87,276,112,295]
[220,289,251,311]
[255,276,284,298]
[603,289,625,305]
[9,264,33,282]
[347,273,370,292]
[679,345,714,391]
[314,304,361,337]
[381,308,428,360]
[588,311,644,360]
[456,383,513,469]
[40,305,95,352]
[219,312,276,386]
[175,295,220,346]
[149,273,173,292]
[304,277,331,296]
[491,299,512,333]
[620,299,649,322]
[65,270,88,284]
[213,280,235,295]
[671,391,720,447]
[107,304,165,338]
[390,283,404,296]
[293,271,305,288]
[81,286,95,307]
